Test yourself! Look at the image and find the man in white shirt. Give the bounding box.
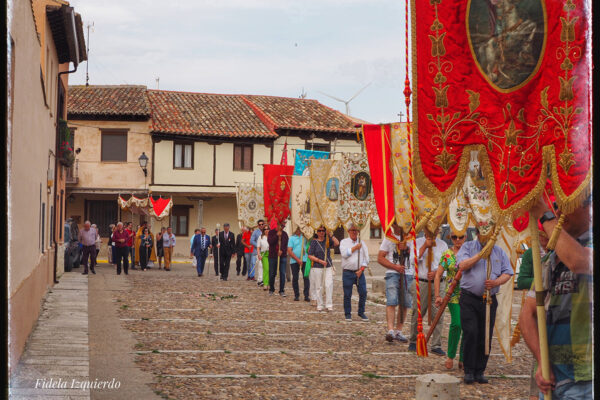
[378,223,413,343]
[339,224,369,322]
[162,226,176,271]
[407,227,448,356]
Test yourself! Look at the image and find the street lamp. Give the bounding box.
[138,152,149,177]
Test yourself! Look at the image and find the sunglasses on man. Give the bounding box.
[451,235,465,240]
[317,229,326,233]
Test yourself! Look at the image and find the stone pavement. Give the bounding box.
[9,273,91,399]
[9,259,533,399]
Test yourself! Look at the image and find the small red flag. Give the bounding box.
[280,141,288,165]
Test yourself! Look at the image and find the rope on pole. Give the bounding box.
[403,0,427,357]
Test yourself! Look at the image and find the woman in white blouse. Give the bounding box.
[256,227,270,290]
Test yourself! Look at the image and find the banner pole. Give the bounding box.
[529,216,552,400]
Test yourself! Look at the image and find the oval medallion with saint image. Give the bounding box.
[466,0,546,92]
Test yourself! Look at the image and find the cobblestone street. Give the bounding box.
[104,258,533,399]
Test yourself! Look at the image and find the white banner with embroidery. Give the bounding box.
[465,153,495,236]
[338,153,378,230]
[309,159,340,231]
[291,176,314,238]
[447,185,471,236]
[236,183,265,228]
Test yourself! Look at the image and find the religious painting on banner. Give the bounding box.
[263,164,294,224]
[446,185,471,237]
[309,159,340,231]
[411,0,591,216]
[338,153,380,230]
[237,183,265,228]
[390,123,446,235]
[294,149,330,176]
[291,176,314,238]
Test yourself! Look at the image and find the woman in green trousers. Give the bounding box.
[434,231,466,370]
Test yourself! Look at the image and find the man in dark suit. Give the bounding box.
[219,223,236,281]
[211,228,220,276]
[191,227,211,277]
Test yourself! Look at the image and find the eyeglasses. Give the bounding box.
[317,229,325,233]
[451,235,465,240]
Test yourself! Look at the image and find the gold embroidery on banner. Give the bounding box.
[410,0,589,217]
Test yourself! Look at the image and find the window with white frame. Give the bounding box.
[174,142,193,169]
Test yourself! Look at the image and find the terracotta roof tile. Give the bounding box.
[244,95,357,134]
[68,85,150,119]
[147,90,276,138]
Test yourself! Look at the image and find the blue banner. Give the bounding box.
[293,149,330,176]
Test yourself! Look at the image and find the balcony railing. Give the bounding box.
[66,159,78,185]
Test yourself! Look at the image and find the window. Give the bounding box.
[101,131,127,162]
[370,223,382,239]
[170,205,190,236]
[173,142,193,169]
[85,200,118,237]
[306,142,331,152]
[233,144,253,171]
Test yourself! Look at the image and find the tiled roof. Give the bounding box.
[244,95,358,134]
[67,86,362,138]
[68,85,151,119]
[147,90,276,138]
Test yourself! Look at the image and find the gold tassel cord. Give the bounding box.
[545,213,566,251]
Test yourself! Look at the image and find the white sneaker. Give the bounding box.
[394,330,408,343]
[317,307,324,312]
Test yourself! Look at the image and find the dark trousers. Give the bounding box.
[80,245,97,273]
[128,246,135,266]
[220,253,232,279]
[459,290,498,375]
[342,269,367,317]
[213,252,220,275]
[269,256,287,293]
[196,252,208,275]
[115,246,129,275]
[236,252,247,275]
[139,246,150,270]
[291,262,310,299]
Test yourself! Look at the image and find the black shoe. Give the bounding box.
[474,374,488,384]
[464,373,475,384]
[430,347,446,357]
[131,267,137,270]
[237,271,240,276]
[198,274,201,277]
[294,296,300,301]
[408,342,416,352]
[91,269,96,274]
[304,297,310,302]
[82,271,88,275]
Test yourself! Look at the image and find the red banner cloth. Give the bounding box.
[412,0,591,216]
[263,164,294,224]
[362,124,396,238]
[150,197,172,219]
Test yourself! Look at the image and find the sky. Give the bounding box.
[67,0,411,124]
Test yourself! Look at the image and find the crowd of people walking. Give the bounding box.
[72,194,592,397]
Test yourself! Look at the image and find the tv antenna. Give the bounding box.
[85,21,94,86]
[318,82,372,116]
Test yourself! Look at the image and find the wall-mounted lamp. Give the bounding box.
[138,152,149,177]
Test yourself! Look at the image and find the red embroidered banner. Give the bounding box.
[263,164,294,223]
[362,124,395,237]
[412,0,591,216]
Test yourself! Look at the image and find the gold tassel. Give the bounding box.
[477,225,500,259]
[545,213,566,251]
